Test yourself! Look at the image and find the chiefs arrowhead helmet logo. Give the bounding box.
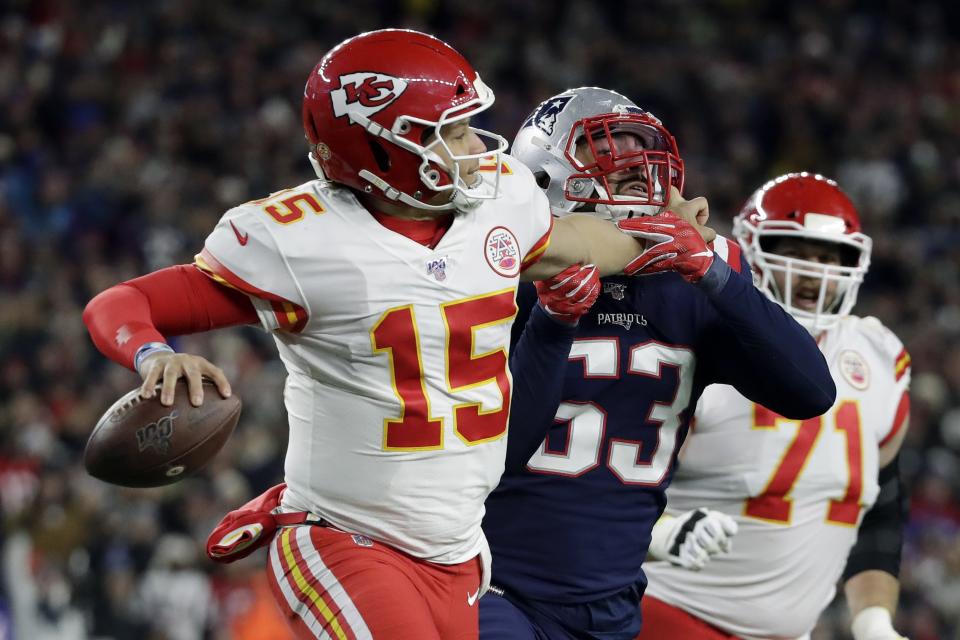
[331,72,408,122]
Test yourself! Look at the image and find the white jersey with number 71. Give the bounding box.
[644,314,910,640]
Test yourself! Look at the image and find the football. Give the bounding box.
[84,380,242,488]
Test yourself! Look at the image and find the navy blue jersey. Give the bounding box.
[488,253,834,604]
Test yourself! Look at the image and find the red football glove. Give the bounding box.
[618,212,715,283]
[206,483,286,563]
[536,264,600,325]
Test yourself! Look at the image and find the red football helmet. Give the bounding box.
[302,29,508,211]
[733,172,872,331]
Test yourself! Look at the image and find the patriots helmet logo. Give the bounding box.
[523,95,572,136]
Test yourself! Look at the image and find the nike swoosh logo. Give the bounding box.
[230,220,249,246]
[467,588,480,607]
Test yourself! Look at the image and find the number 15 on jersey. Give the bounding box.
[371,290,517,451]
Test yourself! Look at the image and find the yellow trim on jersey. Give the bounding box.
[281,301,300,327]
[894,352,911,379]
[478,156,513,174]
[247,187,296,206]
[522,217,554,270]
[522,238,551,266]
[194,254,242,292]
[279,529,349,640]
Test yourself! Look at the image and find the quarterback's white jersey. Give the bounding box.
[644,315,911,639]
[196,156,552,564]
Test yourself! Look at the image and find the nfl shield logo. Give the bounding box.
[351,534,374,547]
[604,282,627,300]
[426,256,448,281]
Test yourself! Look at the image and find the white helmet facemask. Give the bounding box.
[736,214,872,333]
[348,74,509,212]
[752,249,865,332]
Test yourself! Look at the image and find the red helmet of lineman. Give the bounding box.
[302,29,507,211]
[733,172,872,331]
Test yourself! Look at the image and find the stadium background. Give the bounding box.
[1,0,958,638]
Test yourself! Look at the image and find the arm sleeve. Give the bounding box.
[699,258,836,419]
[82,264,258,369]
[505,290,577,473]
[842,454,908,580]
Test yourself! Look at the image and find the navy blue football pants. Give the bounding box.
[479,583,643,640]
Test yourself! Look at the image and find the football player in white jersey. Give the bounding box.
[82,30,715,640]
[640,173,911,640]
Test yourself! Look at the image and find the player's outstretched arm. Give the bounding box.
[525,186,717,282]
[693,258,836,419]
[83,264,255,406]
[522,214,645,280]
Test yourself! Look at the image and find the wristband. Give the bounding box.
[134,342,175,376]
[696,257,732,297]
[647,514,676,560]
[851,606,898,640]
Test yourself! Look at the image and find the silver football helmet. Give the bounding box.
[512,87,684,220]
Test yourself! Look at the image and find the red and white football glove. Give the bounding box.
[206,483,286,563]
[536,264,600,325]
[618,212,715,283]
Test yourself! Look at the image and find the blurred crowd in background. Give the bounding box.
[1,0,959,638]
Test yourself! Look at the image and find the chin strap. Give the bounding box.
[308,152,329,181]
[594,196,664,221]
[451,173,497,211]
[358,168,497,213]
[592,178,667,220]
[311,136,502,213]
[358,169,458,212]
